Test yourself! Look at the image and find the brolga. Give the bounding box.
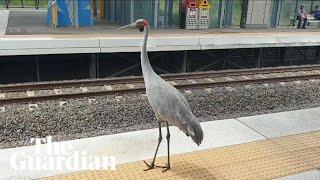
[119,19,203,172]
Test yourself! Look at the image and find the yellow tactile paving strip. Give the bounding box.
[45,131,320,180]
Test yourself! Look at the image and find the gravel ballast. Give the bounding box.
[0,80,320,149]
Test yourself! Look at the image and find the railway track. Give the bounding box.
[1,64,320,93]
[1,65,320,105]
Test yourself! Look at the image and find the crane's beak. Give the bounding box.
[118,22,135,30]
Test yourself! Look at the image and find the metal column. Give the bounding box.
[93,0,97,17]
[219,0,225,28]
[100,0,106,18]
[240,0,248,28]
[317,46,320,63]
[130,0,134,22]
[279,47,286,66]
[164,0,173,27]
[35,55,40,82]
[74,0,79,28]
[270,0,281,27]
[90,54,98,78]
[256,48,263,68]
[154,0,159,28]
[167,0,173,27]
[181,51,188,72]
[224,0,233,27]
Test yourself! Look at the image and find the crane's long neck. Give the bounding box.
[141,26,156,79]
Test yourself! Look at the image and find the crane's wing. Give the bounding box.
[146,79,195,135]
[175,88,192,111]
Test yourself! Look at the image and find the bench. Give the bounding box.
[290,12,320,27]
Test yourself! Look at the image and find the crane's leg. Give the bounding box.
[143,122,162,171]
[162,121,171,172]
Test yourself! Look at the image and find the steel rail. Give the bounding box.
[1,73,319,105]
[1,64,320,93]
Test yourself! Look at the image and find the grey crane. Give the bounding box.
[119,19,203,172]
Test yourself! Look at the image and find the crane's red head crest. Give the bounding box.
[135,19,149,32]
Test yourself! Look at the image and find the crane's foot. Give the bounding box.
[158,163,170,172]
[143,161,170,172]
[143,160,156,171]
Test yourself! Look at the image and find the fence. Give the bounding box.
[4,0,48,9]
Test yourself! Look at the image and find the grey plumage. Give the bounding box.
[140,23,203,146]
[119,19,203,171]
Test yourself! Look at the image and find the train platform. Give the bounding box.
[2,31,320,56]
[0,107,319,179]
[2,9,320,56]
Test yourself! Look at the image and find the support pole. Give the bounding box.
[100,0,106,18]
[181,51,188,72]
[35,55,40,82]
[317,46,320,63]
[275,0,281,27]
[240,0,248,28]
[224,0,233,27]
[279,47,286,66]
[164,0,168,26]
[256,48,263,68]
[168,0,173,27]
[90,54,98,79]
[304,47,307,61]
[130,0,134,23]
[154,0,159,28]
[219,0,225,28]
[223,50,227,69]
[74,0,79,28]
[92,0,97,17]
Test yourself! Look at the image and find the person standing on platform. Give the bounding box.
[297,4,308,29]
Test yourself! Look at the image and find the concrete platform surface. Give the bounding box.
[0,107,320,179]
[0,119,265,179]
[277,170,320,180]
[238,107,320,138]
[7,9,47,28]
[2,31,320,56]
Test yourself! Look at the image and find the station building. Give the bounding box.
[27,0,320,29]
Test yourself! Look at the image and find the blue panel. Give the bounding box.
[78,0,93,26]
[47,0,72,27]
[57,0,72,27]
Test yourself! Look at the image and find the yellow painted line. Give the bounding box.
[44,131,320,180]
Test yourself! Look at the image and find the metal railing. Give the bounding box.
[4,0,48,9]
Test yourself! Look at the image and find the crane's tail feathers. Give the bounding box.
[187,118,203,146]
